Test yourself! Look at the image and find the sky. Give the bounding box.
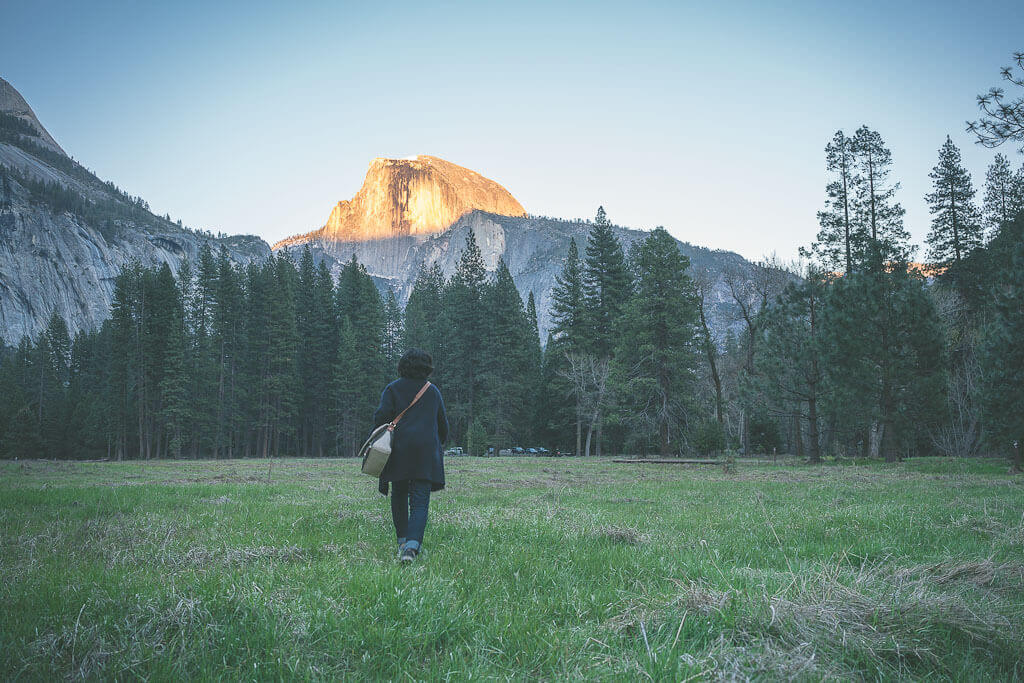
[1,0,1022,263]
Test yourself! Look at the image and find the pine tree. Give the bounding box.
[616,228,699,456]
[294,248,337,456]
[754,271,827,462]
[404,263,445,356]
[36,311,71,457]
[146,263,182,458]
[310,260,337,456]
[268,255,300,457]
[189,245,219,454]
[582,207,630,358]
[524,291,544,442]
[925,136,983,267]
[550,237,586,354]
[333,255,386,455]
[821,253,946,461]
[807,131,857,273]
[0,338,41,458]
[549,237,588,452]
[850,126,909,265]
[158,277,190,458]
[443,230,488,440]
[980,213,1024,469]
[479,259,533,449]
[579,207,630,455]
[982,153,1021,236]
[538,332,573,452]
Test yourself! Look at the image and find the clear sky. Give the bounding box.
[2,0,1022,262]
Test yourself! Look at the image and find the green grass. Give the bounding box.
[1,456,1022,680]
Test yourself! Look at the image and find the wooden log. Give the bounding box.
[611,458,722,464]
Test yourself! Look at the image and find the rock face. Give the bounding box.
[0,77,270,343]
[274,155,527,246]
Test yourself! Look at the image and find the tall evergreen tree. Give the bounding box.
[35,311,71,458]
[0,338,41,458]
[821,252,946,461]
[550,237,586,354]
[158,283,190,459]
[549,237,587,452]
[404,263,445,358]
[982,153,1022,236]
[333,255,386,455]
[980,213,1024,469]
[851,126,910,264]
[582,207,630,357]
[925,136,983,267]
[443,230,488,441]
[266,255,300,457]
[295,248,336,456]
[807,130,857,273]
[616,228,699,457]
[579,208,630,454]
[479,259,534,449]
[755,272,827,462]
[524,291,544,441]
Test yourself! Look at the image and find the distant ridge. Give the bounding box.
[0,77,66,156]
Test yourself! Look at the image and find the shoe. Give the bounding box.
[400,546,418,563]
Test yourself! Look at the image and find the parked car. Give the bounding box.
[527,448,538,454]
[537,447,550,455]
[513,446,525,454]
[444,447,464,456]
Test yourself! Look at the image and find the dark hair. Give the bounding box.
[398,348,433,380]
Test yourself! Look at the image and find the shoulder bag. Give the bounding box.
[359,381,431,477]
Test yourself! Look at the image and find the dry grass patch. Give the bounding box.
[753,559,1024,677]
[595,524,650,546]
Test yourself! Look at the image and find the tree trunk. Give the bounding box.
[868,423,881,459]
[793,413,804,459]
[575,400,582,456]
[698,299,724,424]
[842,145,852,274]
[807,397,821,464]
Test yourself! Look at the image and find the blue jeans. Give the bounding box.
[391,479,431,551]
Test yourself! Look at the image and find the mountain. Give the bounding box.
[274,155,527,246]
[274,157,760,339]
[0,77,271,343]
[0,79,763,346]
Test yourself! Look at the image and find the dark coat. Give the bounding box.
[372,377,449,495]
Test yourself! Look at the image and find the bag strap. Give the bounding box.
[388,382,431,431]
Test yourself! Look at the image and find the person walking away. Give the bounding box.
[373,349,448,563]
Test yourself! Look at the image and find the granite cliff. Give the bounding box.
[274,155,527,246]
[0,77,270,343]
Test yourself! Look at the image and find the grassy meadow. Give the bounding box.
[1,456,1023,680]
